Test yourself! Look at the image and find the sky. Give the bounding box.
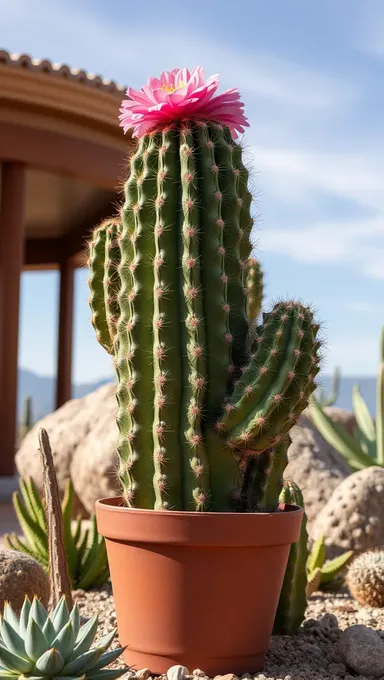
[2,0,384,383]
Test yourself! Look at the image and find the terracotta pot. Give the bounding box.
[96,497,303,676]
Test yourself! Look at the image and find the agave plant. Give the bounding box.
[315,367,341,408]
[5,478,109,590]
[0,596,126,680]
[310,328,384,471]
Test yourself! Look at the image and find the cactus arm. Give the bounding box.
[273,481,308,634]
[88,224,113,354]
[306,567,322,597]
[257,437,290,512]
[103,221,122,353]
[352,385,377,459]
[179,125,210,510]
[376,327,384,465]
[245,258,263,324]
[309,396,373,469]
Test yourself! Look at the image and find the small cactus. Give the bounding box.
[20,396,33,440]
[0,596,126,679]
[306,535,353,596]
[346,550,384,607]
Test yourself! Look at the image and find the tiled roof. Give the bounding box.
[0,49,126,96]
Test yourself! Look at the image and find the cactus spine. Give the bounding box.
[346,550,384,607]
[88,120,321,512]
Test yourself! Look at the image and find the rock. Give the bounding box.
[284,410,351,533]
[0,549,50,614]
[339,624,384,677]
[166,667,190,680]
[213,675,238,680]
[136,670,151,680]
[312,466,384,558]
[192,672,206,677]
[16,383,117,517]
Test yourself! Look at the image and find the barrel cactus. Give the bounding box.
[87,67,321,512]
[0,596,126,679]
[346,551,384,607]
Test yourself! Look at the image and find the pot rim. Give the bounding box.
[95,496,303,547]
[96,496,303,518]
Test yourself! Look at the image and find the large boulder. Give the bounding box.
[284,409,352,533]
[15,383,116,516]
[0,549,50,614]
[311,466,384,558]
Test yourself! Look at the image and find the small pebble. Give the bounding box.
[167,666,190,680]
[213,675,238,680]
[136,670,151,680]
[340,625,384,677]
[192,672,206,678]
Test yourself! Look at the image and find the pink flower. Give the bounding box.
[119,67,249,139]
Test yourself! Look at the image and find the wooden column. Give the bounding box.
[55,257,74,409]
[0,163,26,475]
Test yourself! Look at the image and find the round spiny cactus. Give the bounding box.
[0,596,126,679]
[346,550,384,608]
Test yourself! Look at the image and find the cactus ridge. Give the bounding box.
[88,120,321,512]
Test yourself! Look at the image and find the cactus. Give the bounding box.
[0,596,126,679]
[20,396,33,440]
[5,478,109,590]
[306,535,353,595]
[87,70,321,512]
[273,481,308,634]
[310,328,384,471]
[346,550,384,607]
[316,366,341,407]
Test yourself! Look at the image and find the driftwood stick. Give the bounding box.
[39,428,73,610]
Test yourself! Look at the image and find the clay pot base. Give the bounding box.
[96,497,303,676]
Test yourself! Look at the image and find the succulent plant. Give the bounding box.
[5,478,109,590]
[87,71,321,513]
[346,550,384,607]
[310,328,384,471]
[315,367,341,408]
[0,595,126,679]
[306,535,353,596]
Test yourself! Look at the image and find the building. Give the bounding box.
[0,50,133,476]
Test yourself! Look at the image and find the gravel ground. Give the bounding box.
[73,585,384,680]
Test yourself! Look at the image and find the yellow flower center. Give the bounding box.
[161,82,186,93]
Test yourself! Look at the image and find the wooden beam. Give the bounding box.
[0,163,26,475]
[0,122,127,190]
[24,238,60,270]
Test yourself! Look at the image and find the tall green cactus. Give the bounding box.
[88,120,321,512]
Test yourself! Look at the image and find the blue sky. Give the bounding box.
[2,0,384,383]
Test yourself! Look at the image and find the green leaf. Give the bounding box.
[51,597,70,634]
[321,551,354,584]
[352,386,377,459]
[90,647,126,672]
[0,645,33,674]
[70,615,98,660]
[35,648,65,675]
[77,527,109,590]
[51,621,75,660]
[62,481,76,583]
[0,671,20,679]
[19,598,31,638]
[306,536,326,573]
[2,603,20,636]
[12,491,47,558]
[25,618,49,662]
[93,629,116,653]
[26,478,47,532]
[69,605,80,641]
[61,648,103,675]
[3,535,48,570]
[41,617,56,645]
[309,397,374,468]
[29,599,48,630]
[0,620,27,660]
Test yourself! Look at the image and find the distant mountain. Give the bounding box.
[17,369,113,423]
[17,368,377,425]
[316,375,376,416]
